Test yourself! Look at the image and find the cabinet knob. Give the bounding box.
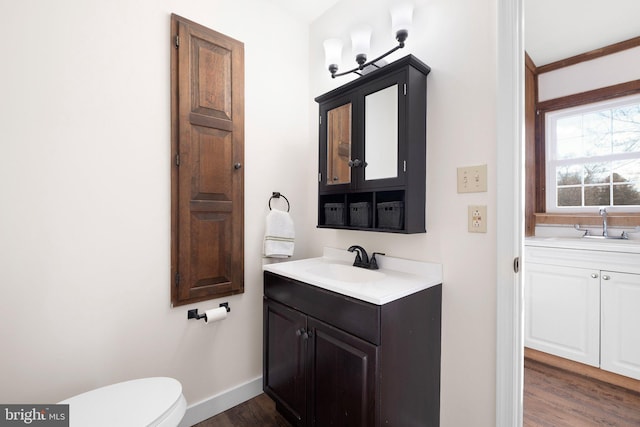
[602,275,611,281]
[348,159,362,168]
[591,273,598,279]
[295,328,311,339]
[234,162,242,169]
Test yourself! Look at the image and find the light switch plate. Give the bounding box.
[457,164,487,193]
[468,205,487,233]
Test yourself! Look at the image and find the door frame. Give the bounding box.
[496,0,525,425]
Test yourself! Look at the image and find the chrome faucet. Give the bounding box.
[347,245,385,270]
[600,208,608,237]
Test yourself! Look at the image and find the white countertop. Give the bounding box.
[525,236,640,254]
[263,247,442,305]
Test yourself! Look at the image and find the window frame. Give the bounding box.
[544,93,640,213]
[532,80,640,227]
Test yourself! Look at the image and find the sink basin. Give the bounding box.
[306,263,385,283]
[263,247,443,305]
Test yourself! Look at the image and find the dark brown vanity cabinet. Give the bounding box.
[315,55,430,233]
[263,271,442,427]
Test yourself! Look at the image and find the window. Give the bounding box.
[545,94,640,212]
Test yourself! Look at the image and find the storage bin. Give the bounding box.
[377,201,404,229]
[349,202,372,227]
[324,203,345,226]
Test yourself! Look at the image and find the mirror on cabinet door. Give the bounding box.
[365,84,398,181]
[327,103,352,185]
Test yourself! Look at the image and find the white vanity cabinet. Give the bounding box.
[524,263,600,366]
[525,240,640,380]
[600,271,640,380]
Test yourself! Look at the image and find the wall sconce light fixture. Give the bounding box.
[324,3,414,79]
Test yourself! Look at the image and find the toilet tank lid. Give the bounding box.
[60,377,184,427]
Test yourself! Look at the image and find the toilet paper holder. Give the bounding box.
[187,303,230,321]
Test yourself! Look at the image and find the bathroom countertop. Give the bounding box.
[263,247,442,305]
[525,236,640,254]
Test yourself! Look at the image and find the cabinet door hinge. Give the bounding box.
[403,160,407,172]
[175,35,180,48]
[319,115,322,125]
[318,172,322,183]
[175,154,180,166]
[513,257,520,273]
[175,272,181,286]
[403,83,407,95]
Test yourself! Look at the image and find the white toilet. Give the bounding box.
[60,377,186,427]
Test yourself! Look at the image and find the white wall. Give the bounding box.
[538,46,640,101]
[310,0,498,426]
[0,0,314,408]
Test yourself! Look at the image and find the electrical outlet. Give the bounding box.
[468,205,487,233]
[457,164,487,193]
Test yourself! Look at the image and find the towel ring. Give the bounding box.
[269,192,290,212]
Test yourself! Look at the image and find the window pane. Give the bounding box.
[556,116,582,139]
[558,187,582,207]
[556,116,583,160]
[583,111,611,157]
[585,185,610,206]
[583,163,609,184]
[613,159,640,183]
[612,104,640,154]
[556,137,582,160]
[613,183,640,205]
[556,165,581,185]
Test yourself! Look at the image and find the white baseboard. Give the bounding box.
[178,376,263,427]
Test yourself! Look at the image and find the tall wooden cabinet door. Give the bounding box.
[601,271,640,380]
[524,263,600,366]
[171,15,244,305]
[263,300,308,427]
[308,318,377,427]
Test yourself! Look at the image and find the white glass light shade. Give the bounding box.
[350,26,372,57]
[391,3,413,37]
[323,38,343,70]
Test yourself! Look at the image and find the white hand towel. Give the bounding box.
[263,209,295,258]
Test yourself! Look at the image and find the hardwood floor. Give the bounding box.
[524,358,640,426]
[192,393,291,427]
[193,360,640,426]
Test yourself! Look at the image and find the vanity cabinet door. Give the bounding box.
[524,262,600,367]
[264,300,308,427]
[308,318,377,427]
[601,271,640,380]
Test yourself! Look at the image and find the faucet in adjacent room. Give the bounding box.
[600,208,608,237]
[347,245,385,270]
